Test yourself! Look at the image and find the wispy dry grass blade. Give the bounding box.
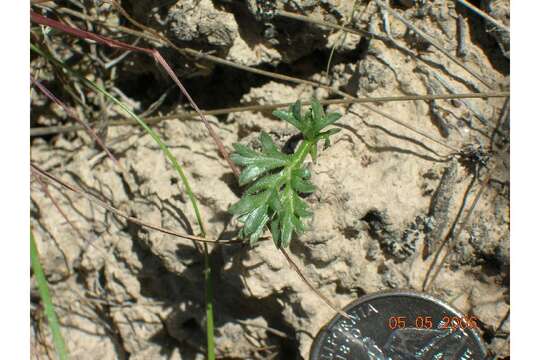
[280,248,350,319]
[31,10,237,179]
[31,76,121,168]
[32,174,75,273]
[43,3,503,152]
[32,42,211,236]
[30,91,509,137]
[32,5,462,319]
[96,2,355,317]
[151,51,239,177]
[30,163,241,246]
[57,3,456,151]
[279,6,491,88]
[324,0,361,78]
[30,12,241,356]
[276,10,370,37]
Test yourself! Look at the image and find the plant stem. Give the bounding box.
[291,140,314,168]
[203,244,215,360]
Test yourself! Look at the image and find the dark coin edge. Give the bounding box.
[309,289,487,359]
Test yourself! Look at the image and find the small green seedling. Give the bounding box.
[229,98,342,248]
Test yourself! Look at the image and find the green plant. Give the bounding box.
[31,230,69,360]
[228,98,342,248]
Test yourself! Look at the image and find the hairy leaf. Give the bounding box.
[232,143,258,158]
[268,189,281,212]
[239,163,280,185]
[279,207,294,248]
[291,101,302,127]
[319,112,342,129]
[291,173,316,193]
[292,192,313,218]
[311,98,324,124]
[270,218,281,247]
[246,173,283,194]
[229,97,342,248]
[229,191,269,216]
[244,205,268,236]
[293,167,311,179]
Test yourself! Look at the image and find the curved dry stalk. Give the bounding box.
[423,172,488,291]
[494,308,510,336]
[30,163,241,245]
[455,0,510,33]
[30,91,509,137]
[489,97,510,151]
[361,100,459,152]
[45,3,503,152]
[31,10,239,179]
[279,6,491,88]
[324,0,362,79]
[423,97,510,291]
[94,3,459,152]
[280,248,350,319]
[54,2,457,152]
[31,76,121,168]
[33,175,85,241]
[33,1,508,323]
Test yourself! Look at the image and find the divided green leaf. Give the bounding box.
[230,98,342,248]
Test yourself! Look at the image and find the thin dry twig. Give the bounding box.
[324,0,361,79]
[50,3,461,152]
[31,10,239,178]
[421,172,477,290]
[31,76,121,168]
[276,9,371,37]
[279,248,350,319]
[423,95,510,291]
[489,97,510,151]
[493,308,510,336]
[424,176,485,291]
[280,5,491,89]
[30,163,241,245]
[32,1,508,324]
[33,173,86,242]
[235,320,290,339]
[49,3,508,153]
[30,91,509,137]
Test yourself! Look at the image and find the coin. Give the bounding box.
[309,290,487,360]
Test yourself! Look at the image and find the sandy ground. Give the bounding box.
[31,1,509,359]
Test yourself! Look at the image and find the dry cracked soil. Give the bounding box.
[30,0,509,359]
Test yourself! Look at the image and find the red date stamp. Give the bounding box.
[387,315,478,330]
